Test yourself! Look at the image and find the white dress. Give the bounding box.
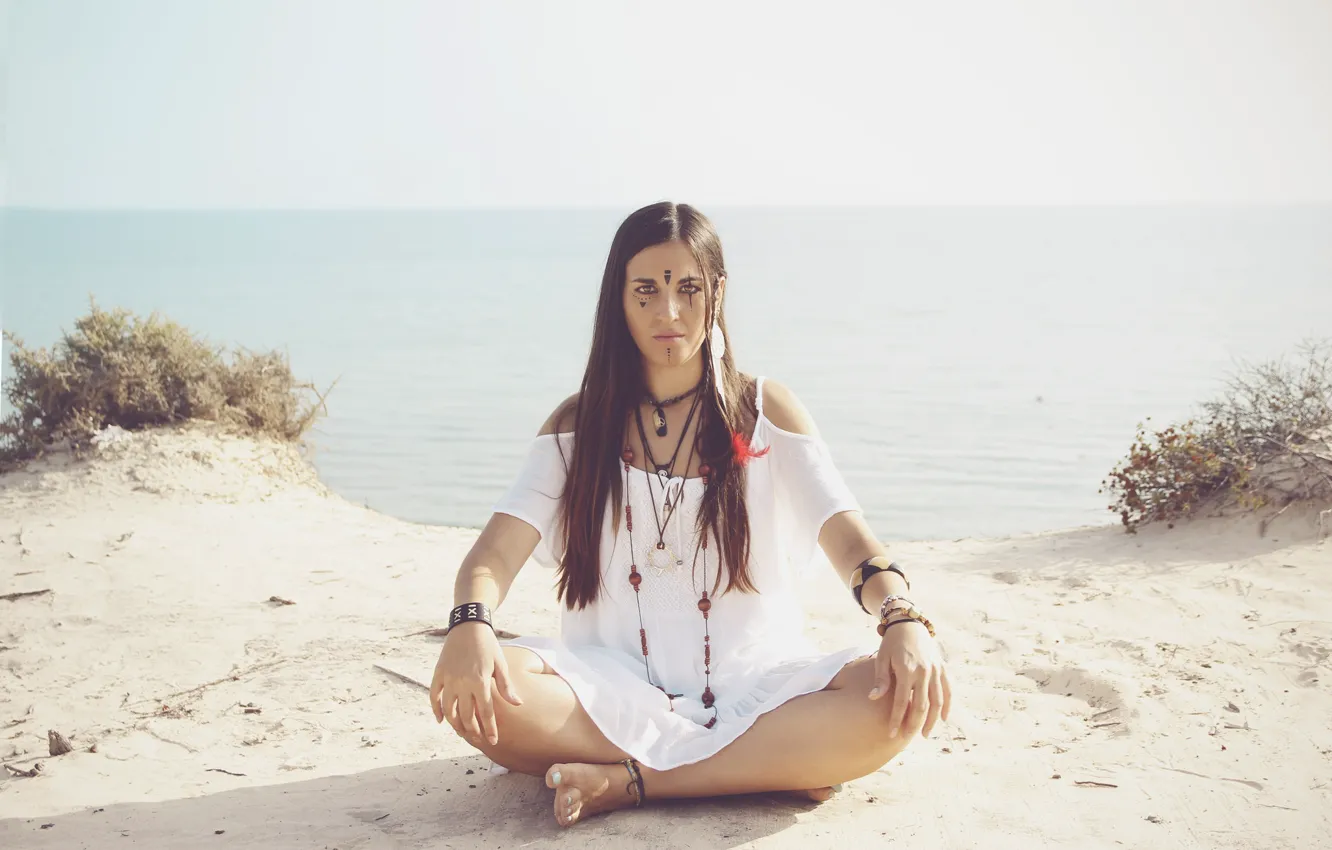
[492,377,872,771]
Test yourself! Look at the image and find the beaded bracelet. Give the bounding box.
[878,594,915,621]
[877,604,935,638]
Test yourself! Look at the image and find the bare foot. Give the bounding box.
[545,762,637,827]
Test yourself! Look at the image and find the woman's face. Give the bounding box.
[622,240,721,370]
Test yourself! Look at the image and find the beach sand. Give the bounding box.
[1,426,1328,849]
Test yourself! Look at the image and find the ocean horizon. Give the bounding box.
[4,205,1331,541]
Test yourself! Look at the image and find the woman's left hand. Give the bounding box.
[870,620,951,739]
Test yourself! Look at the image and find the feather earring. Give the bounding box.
[710,321,727,413]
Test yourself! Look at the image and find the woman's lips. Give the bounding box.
[653,334,685,343]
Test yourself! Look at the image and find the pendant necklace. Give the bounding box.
[636,387,702,479]
[620,431,719,728]
[632,392,701,576]
[645,382,701,437]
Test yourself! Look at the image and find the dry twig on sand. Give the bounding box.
[125,660,287,717]
[0,589,51,602]
[374,664,430,691]
[405,626,520,639]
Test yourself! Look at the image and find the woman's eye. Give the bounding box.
[635,286,656,295]
[680,285,701,294]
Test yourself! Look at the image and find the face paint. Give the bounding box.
[664,270,672,285]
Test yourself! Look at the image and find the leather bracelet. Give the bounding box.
[877,604,935,638]
[447,602,494,635]
[878,617,923,635]
[850,557,910,615]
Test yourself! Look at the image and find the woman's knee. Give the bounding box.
[453,675,548,775]
[836,657,918,767]
[439,652,537,740]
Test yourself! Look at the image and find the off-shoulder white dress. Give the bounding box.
[492,377,871,771]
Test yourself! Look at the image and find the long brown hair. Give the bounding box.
[555,202,757,610]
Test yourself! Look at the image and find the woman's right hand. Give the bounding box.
[429,622,523,746]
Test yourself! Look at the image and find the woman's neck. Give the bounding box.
[642,357,704,403]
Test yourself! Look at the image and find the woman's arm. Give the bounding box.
[452,515,539,611]
[432,394,578,741]
[452,392,579,613]
[761,379,949,737]
[759,380,904,606]
[818,512,909,612]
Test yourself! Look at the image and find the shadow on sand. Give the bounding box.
[0,755,811,848]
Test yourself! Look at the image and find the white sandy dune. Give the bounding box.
[1,426,1329,849]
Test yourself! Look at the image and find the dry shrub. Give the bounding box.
[1102,340,1332,532]
[1,302,331,469]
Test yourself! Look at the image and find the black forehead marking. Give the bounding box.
[664,270,672,284]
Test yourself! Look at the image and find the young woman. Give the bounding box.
[429,202,951,827]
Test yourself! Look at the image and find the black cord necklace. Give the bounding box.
[631,390,702,578]
[645,382,701,437]
[635,388,703,479]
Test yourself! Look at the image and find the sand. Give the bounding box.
[1,425,1329,849]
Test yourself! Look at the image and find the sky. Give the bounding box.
[2,0,1331,208]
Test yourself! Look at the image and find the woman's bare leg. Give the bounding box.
[461,648,912,827]
[464,646,627,774]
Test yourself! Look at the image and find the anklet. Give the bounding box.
[620,758,645,807]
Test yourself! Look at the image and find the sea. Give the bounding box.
[3,207,1330,541]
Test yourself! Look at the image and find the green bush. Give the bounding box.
[1,302,331,469]
[1102,341,1332,532]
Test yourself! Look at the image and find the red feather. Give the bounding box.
[731,431,770,467]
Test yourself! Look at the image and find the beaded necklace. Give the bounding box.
[620,398,719,728]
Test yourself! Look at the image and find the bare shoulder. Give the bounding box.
[757,378,818,437]
[538,392,580,436]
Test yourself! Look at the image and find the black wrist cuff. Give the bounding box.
[448,602,494,634]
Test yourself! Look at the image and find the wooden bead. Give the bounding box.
[628,569,642,588]
[622,447,634,463]
[697,597,712,613]
[702,687,715,708]
[699,463,711,477]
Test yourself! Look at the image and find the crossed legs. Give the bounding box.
[454,647,916,827]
